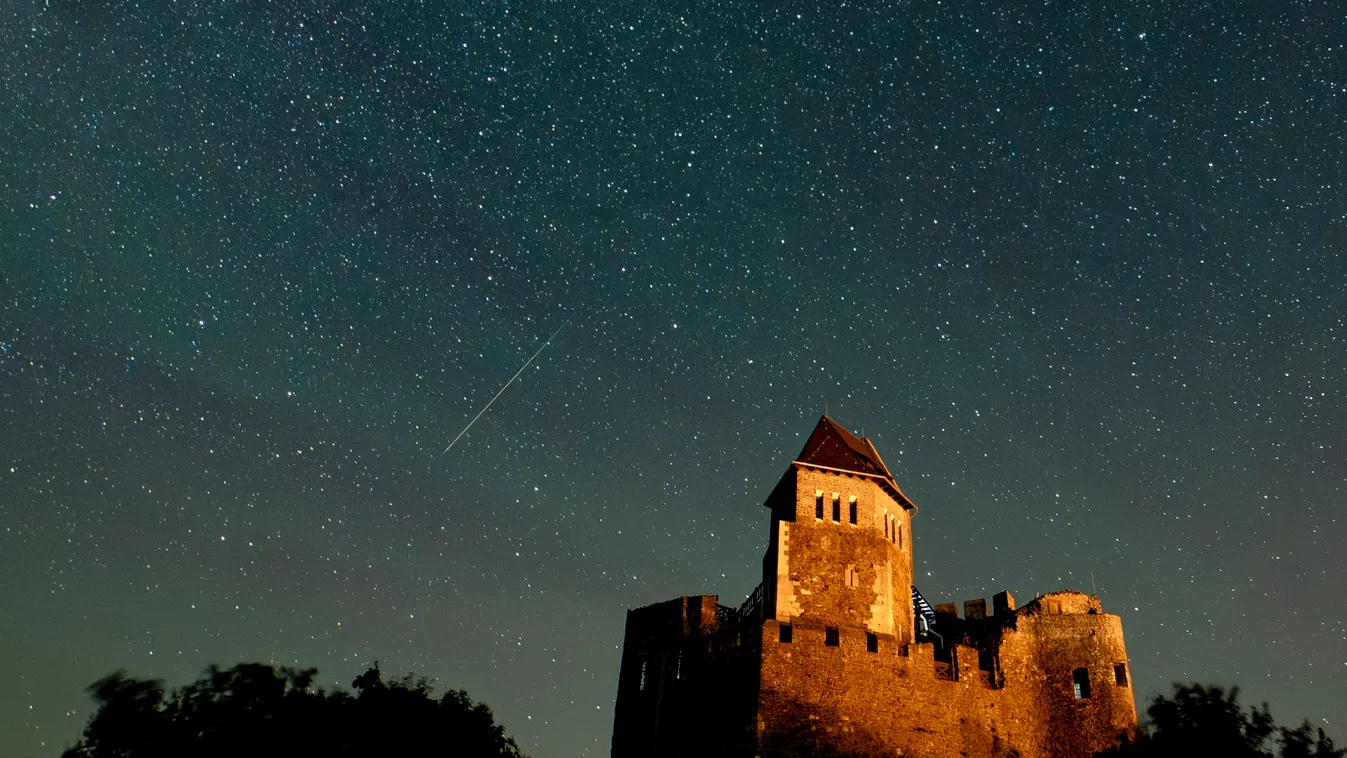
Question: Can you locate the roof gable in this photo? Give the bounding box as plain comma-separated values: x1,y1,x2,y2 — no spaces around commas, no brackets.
795,416,894,480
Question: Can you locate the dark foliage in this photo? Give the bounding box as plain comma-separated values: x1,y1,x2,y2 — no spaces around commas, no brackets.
1098,683,1343,758
61,662,526,758
1279,720,1347,758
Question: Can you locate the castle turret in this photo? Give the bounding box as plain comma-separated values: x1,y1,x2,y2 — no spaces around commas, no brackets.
760,416,917,643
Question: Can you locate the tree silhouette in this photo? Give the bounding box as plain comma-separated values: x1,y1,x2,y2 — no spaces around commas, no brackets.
62,662,526,758
1098,683,1342,758
1279,720,1347,758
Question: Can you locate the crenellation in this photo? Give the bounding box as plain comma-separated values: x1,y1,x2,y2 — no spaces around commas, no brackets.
611,416,1137,758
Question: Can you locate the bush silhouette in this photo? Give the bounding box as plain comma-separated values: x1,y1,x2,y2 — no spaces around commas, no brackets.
62,662,526,758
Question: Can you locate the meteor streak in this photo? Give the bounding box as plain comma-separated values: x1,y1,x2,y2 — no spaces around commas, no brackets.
441,322,568,454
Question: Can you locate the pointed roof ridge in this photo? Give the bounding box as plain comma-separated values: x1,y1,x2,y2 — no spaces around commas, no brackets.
859,435,895,480
796,415,894,481
786,416,917,513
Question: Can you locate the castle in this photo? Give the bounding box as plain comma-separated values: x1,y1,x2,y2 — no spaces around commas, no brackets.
610,416,1137,758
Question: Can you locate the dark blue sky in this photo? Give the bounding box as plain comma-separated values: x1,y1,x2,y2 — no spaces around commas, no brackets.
2,0,1344,755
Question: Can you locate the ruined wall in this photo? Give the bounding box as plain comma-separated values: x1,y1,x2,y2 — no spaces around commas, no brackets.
754,593,1136,758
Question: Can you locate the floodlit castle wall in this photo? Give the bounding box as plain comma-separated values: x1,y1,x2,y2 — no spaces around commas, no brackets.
753,593,1136,758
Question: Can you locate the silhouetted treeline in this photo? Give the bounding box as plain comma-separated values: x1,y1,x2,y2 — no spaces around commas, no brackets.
1098,683,1342,758
62,662,526,758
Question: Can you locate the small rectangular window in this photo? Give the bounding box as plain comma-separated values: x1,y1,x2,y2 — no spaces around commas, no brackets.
897,523,903,548
825,627,840,646
831,495,841,522
815,493,824,519
1114,663,1128,686
779,623,793,643
866,632,879,653
848,499,857,524
1073,667,1091,699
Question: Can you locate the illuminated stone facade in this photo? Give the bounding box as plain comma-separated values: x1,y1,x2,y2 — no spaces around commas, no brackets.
610,416,1137,758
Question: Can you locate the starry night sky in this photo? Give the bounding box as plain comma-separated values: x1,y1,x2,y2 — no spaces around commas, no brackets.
2,0,1344,755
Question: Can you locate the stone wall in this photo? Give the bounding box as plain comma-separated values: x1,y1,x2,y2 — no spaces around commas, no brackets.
1005,594,1137,756
611,596,759,758
611,417,1137,758
754,593,1136,758
766,466,914,643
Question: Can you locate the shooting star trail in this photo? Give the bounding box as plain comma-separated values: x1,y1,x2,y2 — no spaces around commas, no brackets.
441,322,568,455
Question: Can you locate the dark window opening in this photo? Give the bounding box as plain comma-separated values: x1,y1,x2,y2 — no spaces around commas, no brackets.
1073,667,1091,699
978,649,996,671
831,496,841,522
825,626,840,646
897,524,903,548
779,623,793,643
849,500,857,524
933,646,956,681
1114,663,1128,686
978,649,997,688
866,632,879,653
815,494,824,519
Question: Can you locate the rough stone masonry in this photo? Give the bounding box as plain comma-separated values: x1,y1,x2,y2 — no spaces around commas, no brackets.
610,416,1137,758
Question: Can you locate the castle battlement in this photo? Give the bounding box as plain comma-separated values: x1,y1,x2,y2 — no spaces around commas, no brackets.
610,417,1137,758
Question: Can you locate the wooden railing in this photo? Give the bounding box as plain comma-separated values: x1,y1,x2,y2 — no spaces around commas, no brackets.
934,661,954,681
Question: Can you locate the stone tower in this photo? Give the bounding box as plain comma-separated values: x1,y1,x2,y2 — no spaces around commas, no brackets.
759,416,917,644
611,415,1138,758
